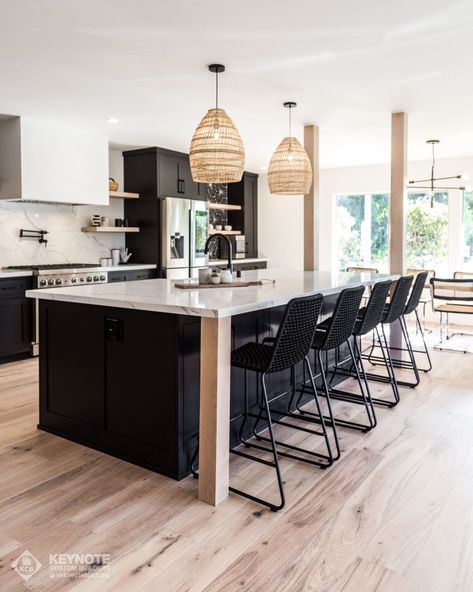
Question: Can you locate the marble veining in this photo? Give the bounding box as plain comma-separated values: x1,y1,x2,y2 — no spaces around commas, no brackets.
27,270,398,319
0,200,125,267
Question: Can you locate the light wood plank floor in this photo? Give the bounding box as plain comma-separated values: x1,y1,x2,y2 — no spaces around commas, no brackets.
1,347,472,591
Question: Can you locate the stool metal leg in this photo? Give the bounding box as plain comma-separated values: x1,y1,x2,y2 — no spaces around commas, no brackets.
230,373,286,512
253,360,337,468
310,340,377,432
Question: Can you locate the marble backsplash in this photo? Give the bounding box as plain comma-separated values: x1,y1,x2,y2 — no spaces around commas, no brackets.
0,200,126,267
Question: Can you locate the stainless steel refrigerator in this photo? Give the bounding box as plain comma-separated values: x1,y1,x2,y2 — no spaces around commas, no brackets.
161,198,209,279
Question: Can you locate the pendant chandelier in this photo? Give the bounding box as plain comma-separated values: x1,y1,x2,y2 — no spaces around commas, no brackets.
408,139,465,207
268,102,312,195
189,64,245,184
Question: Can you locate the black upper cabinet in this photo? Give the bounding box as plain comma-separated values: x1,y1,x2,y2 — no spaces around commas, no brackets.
158,151,201,199
228,172,259,258
123,147,201,200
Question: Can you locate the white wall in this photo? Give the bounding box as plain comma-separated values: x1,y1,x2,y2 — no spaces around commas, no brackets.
0,148,125,267
257,174,304,270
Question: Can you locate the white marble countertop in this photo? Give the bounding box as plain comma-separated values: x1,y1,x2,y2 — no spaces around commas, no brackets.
26,270,397,319
97,264,156,273
0,263,156,279
0,270,34,279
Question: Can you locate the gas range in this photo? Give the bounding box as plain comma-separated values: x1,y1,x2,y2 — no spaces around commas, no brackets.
5,263,108,288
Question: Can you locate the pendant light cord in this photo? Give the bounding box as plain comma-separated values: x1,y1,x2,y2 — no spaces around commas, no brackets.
431,141,435,189
215,70,219,110
288,105,292,137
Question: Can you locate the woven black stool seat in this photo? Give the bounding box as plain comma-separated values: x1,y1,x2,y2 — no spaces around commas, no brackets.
232,342,273,373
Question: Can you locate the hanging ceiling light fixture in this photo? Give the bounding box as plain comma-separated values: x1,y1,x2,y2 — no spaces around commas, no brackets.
189,64,245,184
268,102,312,195
408,139,465,207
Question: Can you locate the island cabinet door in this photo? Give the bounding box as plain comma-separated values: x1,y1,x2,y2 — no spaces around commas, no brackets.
104,309,180,474
39,302,105,438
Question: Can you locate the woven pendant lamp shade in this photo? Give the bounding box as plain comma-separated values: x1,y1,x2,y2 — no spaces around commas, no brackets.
189,108,245,183
268,136,313,195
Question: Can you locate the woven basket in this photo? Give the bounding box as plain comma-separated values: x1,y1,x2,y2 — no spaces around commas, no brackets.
189,108,245,183
109,177,119,192
268,137,312,195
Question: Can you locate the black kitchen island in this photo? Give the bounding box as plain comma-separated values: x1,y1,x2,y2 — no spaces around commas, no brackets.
28,270,395,505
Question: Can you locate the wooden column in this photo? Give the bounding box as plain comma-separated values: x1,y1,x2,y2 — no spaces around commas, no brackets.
304,124,319,271
390,112,408,274
198,316,231,506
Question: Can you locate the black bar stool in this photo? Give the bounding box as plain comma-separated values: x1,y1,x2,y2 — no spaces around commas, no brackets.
297,285,366,434
389,271,432,374
192,293,327,512
363,275,414,399
321,279,393,429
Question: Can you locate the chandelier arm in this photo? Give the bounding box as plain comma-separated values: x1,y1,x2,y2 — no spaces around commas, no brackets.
431,175,463,182
410,175,462,183
408,185,465,190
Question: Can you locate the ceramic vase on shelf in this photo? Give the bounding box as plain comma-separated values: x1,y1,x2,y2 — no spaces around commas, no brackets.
111,249,121,266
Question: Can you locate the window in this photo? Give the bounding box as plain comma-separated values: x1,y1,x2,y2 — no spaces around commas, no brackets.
463,190,473,270
406,192,448,274
334,193,389,272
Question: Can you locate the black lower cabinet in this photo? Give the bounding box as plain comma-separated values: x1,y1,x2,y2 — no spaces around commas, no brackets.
233,261,267,272
39,292,341,480
39,301,199,479
108,268,157,283
0,277,33,360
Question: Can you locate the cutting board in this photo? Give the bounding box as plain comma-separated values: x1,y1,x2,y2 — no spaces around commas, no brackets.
174,281,262,290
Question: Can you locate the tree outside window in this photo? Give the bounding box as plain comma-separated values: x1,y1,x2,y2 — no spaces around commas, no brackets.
335,193,389,272
406,192,448,274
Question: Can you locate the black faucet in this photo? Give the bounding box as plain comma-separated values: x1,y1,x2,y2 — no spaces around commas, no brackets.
204,233,233,273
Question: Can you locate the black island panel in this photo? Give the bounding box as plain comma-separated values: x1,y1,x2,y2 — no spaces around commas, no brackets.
38,293,342,480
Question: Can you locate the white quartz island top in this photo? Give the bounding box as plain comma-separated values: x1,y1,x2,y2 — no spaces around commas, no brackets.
26,270,397,319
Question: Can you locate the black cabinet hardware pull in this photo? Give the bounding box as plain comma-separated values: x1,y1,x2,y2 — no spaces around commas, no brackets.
106,318,123,341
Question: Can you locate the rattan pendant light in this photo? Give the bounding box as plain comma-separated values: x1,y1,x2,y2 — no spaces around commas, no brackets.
189,64,245,183
268,102,312,195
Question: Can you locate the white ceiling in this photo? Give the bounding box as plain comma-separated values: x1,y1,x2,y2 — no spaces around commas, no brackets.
1,0,472,170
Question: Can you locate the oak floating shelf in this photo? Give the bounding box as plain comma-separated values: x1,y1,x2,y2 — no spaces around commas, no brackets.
109,191,140,199
208,229,242,236
81,226,140,233
208,203,241,211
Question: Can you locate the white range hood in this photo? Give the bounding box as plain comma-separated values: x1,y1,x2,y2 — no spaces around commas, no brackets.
0,115,109,205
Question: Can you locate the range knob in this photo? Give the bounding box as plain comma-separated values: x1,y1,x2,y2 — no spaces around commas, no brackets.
47,279,54,286
71,277,77,284
86,276,92,283
93,275,99,282
100,275,106,281
39,279,47,287
55,278,63,285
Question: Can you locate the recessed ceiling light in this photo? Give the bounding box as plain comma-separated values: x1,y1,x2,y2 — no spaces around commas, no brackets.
260,166,267,171
107,118,119,124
